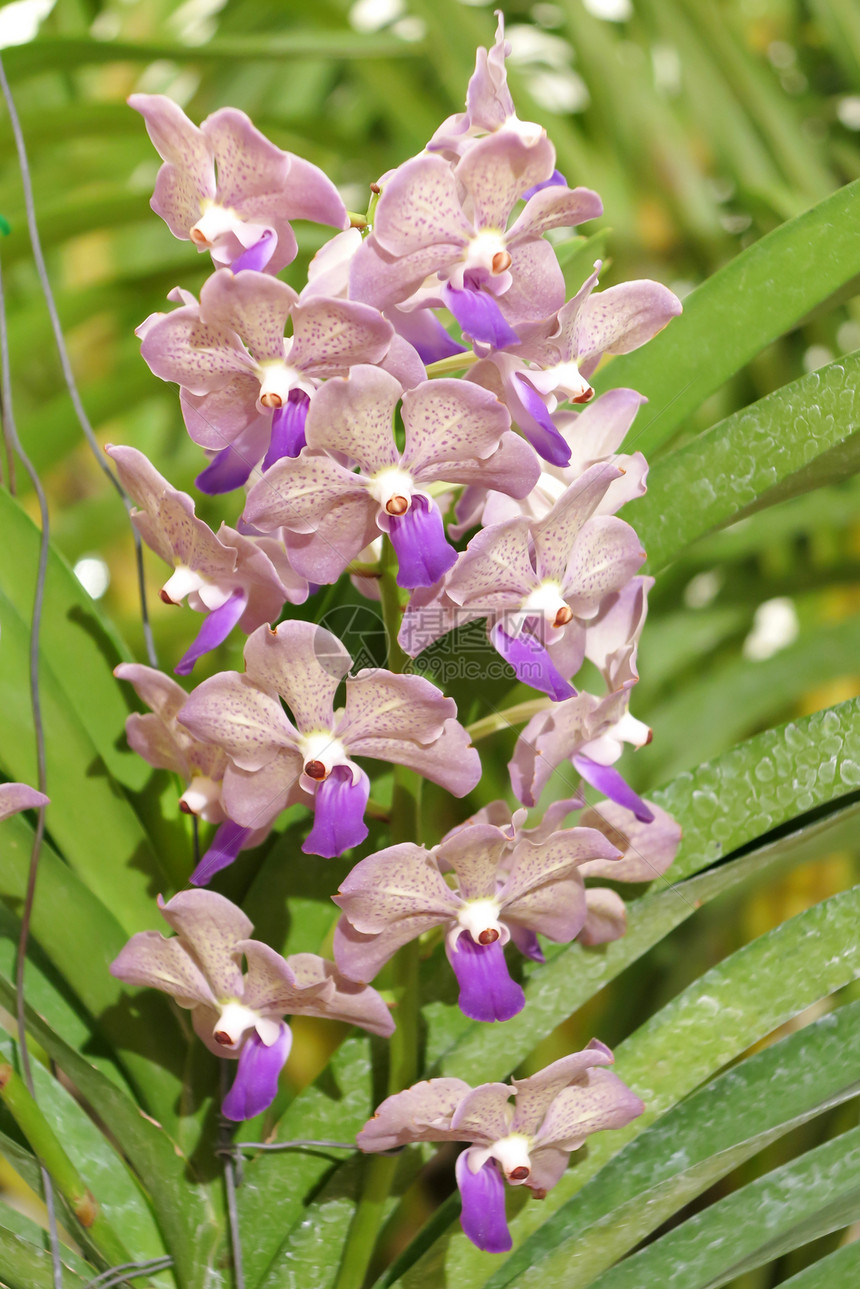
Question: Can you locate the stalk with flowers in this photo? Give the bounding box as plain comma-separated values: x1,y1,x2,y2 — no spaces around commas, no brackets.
3,10,859,1289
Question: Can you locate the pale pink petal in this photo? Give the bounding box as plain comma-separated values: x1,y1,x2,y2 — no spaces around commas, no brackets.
578,888,627,945
450,1083,513,1143
372,154,472,258
339,670,455,747
199,269,297,364
437,824,510,900
110,930,215,1008
358,1078,472,1152
157,889,250,998
533,1067,644,1149
290,298,394,375
456,131,555,232
507,185,603,243
0,783,49,820
574,280,682,369
179,671,299,770
511,1041,614,1136
283,953,394,1036
304,365,401,472
401,378,511,478
243,621,349,732
578,798,681,883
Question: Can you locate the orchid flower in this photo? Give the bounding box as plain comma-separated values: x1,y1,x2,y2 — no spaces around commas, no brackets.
427,12,552,167
333,818,619,1022
448,794,680,946
400,463,645,701
243,364,539,588
130,94,348,274
136,271,396,491
453,386,648,536
106,445,307,674
111,890,393,1120
350,134,602,346
358,1041,643,1252
177,621,481,859
114,663,285,885
469,262,682,464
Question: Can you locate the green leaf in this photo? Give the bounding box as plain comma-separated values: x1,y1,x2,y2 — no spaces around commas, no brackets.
0,489,189,911
597,179,860,453
777,1239,860,1287
2,32,423,79
637,351,860,573
481,998,860,1288
588,1124,860,1289
425,700,860,1077
0,973,221,1289
639,616,860,786
0,1225,89,1289
236,1034,376,1288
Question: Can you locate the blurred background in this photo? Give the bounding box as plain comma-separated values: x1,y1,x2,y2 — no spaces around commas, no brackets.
1,0,859,1281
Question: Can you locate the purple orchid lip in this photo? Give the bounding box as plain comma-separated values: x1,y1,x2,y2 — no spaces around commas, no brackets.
456,1153,512,1254
196,445,256,494
387,494,458,589
572,754,655,823
442,282,520,349
231,229,276,274
513,374,572,466
174,588,248,676
446,932,525,1023
302,764,370,858
221,1023,292,1121
521,168,568,201
490,622,577,702
190,819,253,886
263,390,310,469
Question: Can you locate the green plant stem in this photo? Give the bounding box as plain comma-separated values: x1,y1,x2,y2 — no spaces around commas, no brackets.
466,696,553,741
425,350,479,377
333,540,422,1289
0,1060,132,1269
377,536,409,674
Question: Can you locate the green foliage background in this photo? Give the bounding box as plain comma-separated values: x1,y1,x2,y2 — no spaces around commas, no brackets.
0,1,859,1287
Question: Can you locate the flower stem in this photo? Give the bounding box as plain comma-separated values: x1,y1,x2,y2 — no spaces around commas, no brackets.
333,540,421,1289
467,696,553,741
378,535,409,675
425,350,479,377
0,1060,132,1269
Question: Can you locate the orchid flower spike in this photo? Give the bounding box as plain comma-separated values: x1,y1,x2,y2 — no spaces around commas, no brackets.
177,620,481,859
111,890,393,1121
358,1040,643,1252
333,819,620,1022
130,94,348,274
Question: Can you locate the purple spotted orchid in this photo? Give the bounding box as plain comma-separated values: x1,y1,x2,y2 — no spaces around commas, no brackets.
453,386,648,535
469,261,682,464
107,445,307,674
111,890,393,1121
350,133,602,348
427,13,552,168
114,663,287,885
508,576,653,816
177,620,481,859
0,783,49,819
400,463,645,701
136,270,397,492
333,816,619,1022
451,794,680,946
130,94,348,275
358,1041,643,1252
243,365,539,588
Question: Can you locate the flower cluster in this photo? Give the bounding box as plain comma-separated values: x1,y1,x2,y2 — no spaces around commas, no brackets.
110,13,681,1255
